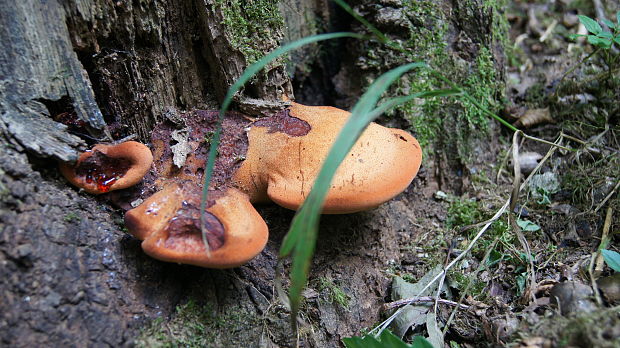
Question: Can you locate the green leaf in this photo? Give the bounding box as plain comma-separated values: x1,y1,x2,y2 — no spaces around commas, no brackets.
343,330,434,348
602,18,616,29
516,219,541,232
516,272,527,296
487,249,503,267
587,35,611,48
602,249,620,272
617,10,620,26
598,31,613,39
199,32,365,251
568,33,587,40
579,15,603,35
614,37,620,45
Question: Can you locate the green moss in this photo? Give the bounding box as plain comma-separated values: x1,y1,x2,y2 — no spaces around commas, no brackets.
360,0,508,162
446,196,514,259
63,212,81,223
317,277,351,310
447,270,487,300
136,299,260,347
214,0,284,65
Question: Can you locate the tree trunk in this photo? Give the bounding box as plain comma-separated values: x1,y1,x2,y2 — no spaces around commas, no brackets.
0,0,505,346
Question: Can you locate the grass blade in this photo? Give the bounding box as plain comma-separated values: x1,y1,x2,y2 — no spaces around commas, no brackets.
334,0,389,44
281,62,442,327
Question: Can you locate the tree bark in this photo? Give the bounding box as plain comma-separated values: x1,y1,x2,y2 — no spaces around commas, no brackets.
0,0,505,346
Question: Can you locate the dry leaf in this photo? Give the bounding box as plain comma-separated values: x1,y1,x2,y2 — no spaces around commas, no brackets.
514,108,553,128
170,128,191,168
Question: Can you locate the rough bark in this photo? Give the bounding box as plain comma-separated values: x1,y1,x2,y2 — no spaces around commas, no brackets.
0,0,504,346
0,0,105,162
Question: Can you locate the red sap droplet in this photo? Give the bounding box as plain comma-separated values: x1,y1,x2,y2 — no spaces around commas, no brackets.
75,151,130,193
94,174,119,193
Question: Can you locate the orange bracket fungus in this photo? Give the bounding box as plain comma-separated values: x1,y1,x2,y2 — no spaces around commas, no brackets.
60,141,153,194
124,183,268,269
122,103,421,268
234,102,422,213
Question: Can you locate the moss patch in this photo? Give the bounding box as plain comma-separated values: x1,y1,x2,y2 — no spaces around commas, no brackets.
214,0,284,66
356,0,508,162
317,277,351,310
136,299,260,347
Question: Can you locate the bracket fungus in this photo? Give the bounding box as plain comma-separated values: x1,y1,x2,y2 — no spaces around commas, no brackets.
60,141,153,194
121,103,422,268
125,183,267,269
234,102,422,213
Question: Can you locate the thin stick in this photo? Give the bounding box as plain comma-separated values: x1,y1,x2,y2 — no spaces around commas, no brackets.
496,143,513,182
383,297,470,311
443,237,500,334
594,180,620,213
540,20,558,43
595,207,615,275
521,133,572,151
589,252,604,306
510,132,537,303
562,134,587,145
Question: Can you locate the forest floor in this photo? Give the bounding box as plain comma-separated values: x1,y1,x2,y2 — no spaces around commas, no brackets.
371,1,620,347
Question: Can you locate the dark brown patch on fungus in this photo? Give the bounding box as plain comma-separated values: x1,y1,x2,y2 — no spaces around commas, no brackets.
125,183,268,269
150,110,250,190
253,108,311,137
74,150,132,193
164,201,225,252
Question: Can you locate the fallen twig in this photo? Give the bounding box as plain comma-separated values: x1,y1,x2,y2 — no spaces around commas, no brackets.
594,180,620,213
383,297,470,311
593,206,614,280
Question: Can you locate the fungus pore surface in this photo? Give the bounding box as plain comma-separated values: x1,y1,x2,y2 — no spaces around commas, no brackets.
60,141,153,194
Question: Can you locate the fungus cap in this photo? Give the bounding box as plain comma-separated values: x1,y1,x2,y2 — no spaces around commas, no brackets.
234,102,422,213
125,184,268,269
60,141,153,194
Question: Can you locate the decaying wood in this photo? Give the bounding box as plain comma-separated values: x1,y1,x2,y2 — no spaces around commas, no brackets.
2,101,85,162
0,0,105,161
196,0,293,115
